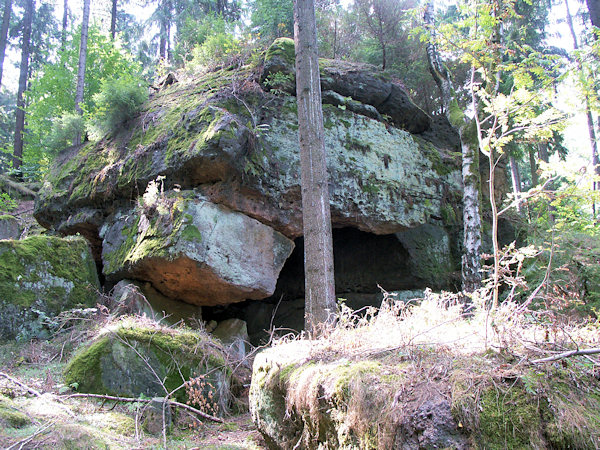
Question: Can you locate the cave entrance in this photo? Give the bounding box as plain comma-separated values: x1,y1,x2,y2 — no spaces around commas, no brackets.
271,227,421,307
204,227,438,344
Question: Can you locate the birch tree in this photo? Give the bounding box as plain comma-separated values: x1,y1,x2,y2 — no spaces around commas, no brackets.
424,0,482,294
294,0,336,335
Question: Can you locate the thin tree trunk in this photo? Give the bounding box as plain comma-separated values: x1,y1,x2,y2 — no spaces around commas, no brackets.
566,0,600,215
12,0,34,171
0,0,12,88
424,1,482,294
74,0,90,145
294,0,336,336
509,154,522,211
110,0,117,40
159,19,166,60
529,147,538,187
61,0,68,51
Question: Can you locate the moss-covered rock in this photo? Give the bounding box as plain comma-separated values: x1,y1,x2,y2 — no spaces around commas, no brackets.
0,395,30,428
100,193,294,306
0,235,99,340
250,341,600,449
64,318,233,410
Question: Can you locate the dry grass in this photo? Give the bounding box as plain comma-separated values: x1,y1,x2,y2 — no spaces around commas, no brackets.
256,289,600,448
273,288,600,364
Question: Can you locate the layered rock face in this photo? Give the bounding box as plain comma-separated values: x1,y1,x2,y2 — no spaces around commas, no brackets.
34,38,462,310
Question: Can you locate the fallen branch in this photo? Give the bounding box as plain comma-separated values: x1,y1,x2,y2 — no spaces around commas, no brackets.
532,348,600,364
6,421,54,450
0,372,42,397
63,393,224,423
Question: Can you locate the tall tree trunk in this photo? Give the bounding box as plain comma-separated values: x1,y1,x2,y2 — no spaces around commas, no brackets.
529,147,538,188
509,154,522,211
294,0,336,336
74,0,90,145
159,18,167,60
110,0,117,40
12,0,34,171
586,0,600,29
61,0,68,51
0,0,12,88
424,1,482,294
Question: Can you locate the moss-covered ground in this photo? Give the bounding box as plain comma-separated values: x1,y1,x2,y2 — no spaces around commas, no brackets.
0,313,265,449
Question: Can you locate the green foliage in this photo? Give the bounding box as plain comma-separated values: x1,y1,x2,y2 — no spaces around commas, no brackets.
0,194,17,213
47,112,85,153
524,177,600,312
90,75,148,138
250,0,294,41
24,26,144,179
188,32,241,71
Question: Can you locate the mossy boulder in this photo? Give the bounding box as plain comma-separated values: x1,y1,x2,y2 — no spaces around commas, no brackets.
250,342,600,449
0,235,100,340
64,318,234,410
100,193,294,306
0,395,30,428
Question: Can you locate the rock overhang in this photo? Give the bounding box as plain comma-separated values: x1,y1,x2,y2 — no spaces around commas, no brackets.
34,46,463,307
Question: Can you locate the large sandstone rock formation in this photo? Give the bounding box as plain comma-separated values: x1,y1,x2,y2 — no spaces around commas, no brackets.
34,38,463,311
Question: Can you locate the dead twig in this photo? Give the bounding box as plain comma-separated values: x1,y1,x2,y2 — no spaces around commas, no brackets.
6,421,54,450
531,348,600,364
63,393,224,423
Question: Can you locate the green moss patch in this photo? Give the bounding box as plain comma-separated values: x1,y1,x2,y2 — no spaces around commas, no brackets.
0,235,99,341
64,318,232,407
0,396,30,428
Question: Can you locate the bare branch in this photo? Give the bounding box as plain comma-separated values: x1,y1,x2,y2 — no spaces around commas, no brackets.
0,372,42,397
532,348,600,363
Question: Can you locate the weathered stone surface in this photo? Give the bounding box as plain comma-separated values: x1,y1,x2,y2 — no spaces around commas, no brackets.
100,194,295,306
34,49,463,309
261,37,431,133
395,224,456,289
0,235,99,340
212,318,250,362
110,279,203,325
0,215,20,240
64,319,233,410
250,343,469,449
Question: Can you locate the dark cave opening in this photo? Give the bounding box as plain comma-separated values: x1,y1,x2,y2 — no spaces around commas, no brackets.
203,227,434,344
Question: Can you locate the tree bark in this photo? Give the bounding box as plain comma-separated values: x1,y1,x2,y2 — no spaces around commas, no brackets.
74,0,90,145
566,0,600,215
110,0,117,40
0,0,12,88
12,0,34,171
424,0,482,293
509,154,522,211
528,147,538,187
294,0,336,335
586,0,600,30
61,0,68,51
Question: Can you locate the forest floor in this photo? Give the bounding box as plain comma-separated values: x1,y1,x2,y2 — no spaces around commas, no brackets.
0,336,267,449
